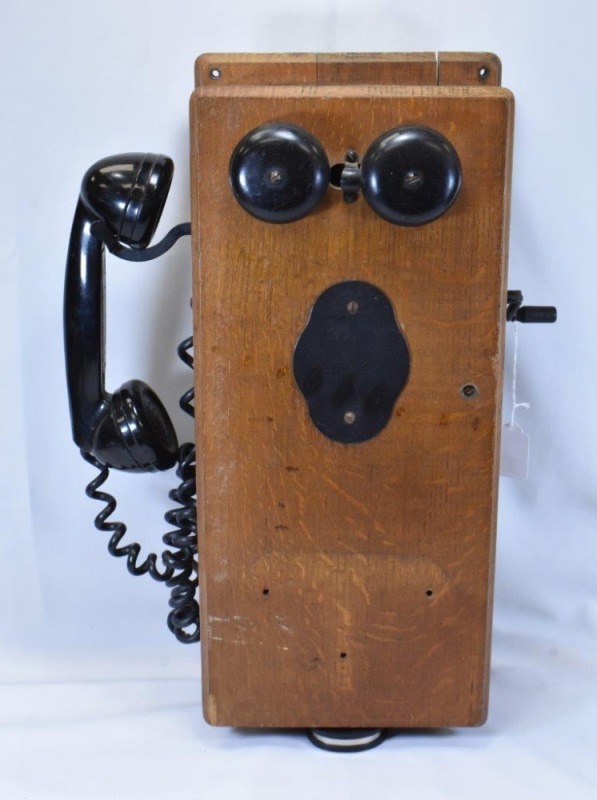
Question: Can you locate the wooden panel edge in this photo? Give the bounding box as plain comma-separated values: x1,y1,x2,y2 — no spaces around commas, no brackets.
195,53,317,87
480,87,515,720
196,52,439,87
315,52,437,85
196,52,506,88
190,84,514,102
189,91,210,723
438,52,502,86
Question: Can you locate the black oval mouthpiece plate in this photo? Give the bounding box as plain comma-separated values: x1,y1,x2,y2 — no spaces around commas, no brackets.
293,281,410,444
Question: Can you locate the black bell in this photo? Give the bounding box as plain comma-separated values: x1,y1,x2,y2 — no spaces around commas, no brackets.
229,122,330,223
361,126,462,226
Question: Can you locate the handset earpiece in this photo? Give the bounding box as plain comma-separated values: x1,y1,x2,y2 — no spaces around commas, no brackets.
64,152,181,472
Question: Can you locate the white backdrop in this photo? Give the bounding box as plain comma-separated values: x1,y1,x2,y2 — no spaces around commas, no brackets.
1,1,596,797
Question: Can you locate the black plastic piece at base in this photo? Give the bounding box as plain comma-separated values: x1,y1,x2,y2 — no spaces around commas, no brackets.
307,728,387,752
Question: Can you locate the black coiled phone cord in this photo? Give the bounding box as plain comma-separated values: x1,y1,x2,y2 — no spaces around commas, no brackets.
82,336,199,644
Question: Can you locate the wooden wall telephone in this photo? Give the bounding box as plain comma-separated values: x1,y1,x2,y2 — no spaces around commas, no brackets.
64,52,556,751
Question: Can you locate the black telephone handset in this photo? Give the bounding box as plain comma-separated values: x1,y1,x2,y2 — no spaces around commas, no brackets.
64,153,199,642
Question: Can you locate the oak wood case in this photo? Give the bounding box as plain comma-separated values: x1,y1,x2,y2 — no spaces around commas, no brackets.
190,53,513,728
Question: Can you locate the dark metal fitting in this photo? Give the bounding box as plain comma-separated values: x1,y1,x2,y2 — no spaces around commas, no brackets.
340,150,362,203
507,290,557,323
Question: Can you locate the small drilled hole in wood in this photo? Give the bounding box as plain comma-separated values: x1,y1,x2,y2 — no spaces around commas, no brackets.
330,163,344,189
478,66,490,80
426,589,434,598
339,652,348,660
262,588,270,596
209,67,222,80
461,383,479,400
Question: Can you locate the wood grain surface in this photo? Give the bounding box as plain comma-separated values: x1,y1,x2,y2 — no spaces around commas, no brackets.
190,54,514,729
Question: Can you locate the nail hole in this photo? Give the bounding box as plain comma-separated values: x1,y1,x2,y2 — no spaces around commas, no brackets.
339,652,348,660
478,66,490,80
426,589,434,598
262,588,270,596
346,301,359,315
461,383,479,400
343,411,356,425
209,67,222,80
